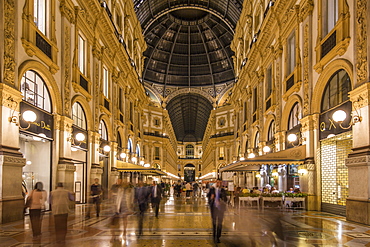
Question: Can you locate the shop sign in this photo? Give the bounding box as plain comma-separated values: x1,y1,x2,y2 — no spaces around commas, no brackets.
20,102,53,139
319,101,352,140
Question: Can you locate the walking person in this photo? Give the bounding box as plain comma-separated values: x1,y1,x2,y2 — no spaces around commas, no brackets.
135,181,150,236
111,181,133,238
25,182,47,239
150,181,162,218
207,179,228,243
50,183,74,243
86,178,102,218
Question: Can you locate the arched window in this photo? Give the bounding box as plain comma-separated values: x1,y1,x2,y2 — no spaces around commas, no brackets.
128,138,133,153
21,70,51,112
136,144,140,157
186,144,194,158
288,103,300,130
254,132,260,149
117,133,122,148
321,69,351,112
72,102,86,129
99,120,108,141
268,121,275,141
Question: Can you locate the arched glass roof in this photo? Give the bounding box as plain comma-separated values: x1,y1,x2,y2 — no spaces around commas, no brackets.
134,0,243,142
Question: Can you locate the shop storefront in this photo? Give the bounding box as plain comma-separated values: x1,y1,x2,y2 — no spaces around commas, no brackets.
71,103,88,204
318,69,352,216
220,145,306,191
19,70,53,210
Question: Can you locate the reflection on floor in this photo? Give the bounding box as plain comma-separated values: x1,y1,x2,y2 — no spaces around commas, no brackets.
2,195,370,246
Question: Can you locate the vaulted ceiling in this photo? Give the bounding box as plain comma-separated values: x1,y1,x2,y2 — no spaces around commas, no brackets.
134,0,243,142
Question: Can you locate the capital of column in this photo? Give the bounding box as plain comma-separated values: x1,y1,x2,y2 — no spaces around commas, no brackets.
300,114,320,132
89,131,101,144
57,115,74,132
0,84,22,110
349,82,370,108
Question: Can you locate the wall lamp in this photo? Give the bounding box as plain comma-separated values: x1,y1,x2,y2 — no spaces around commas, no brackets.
248,153,256,158
103,145,111,153
256,173,261,178
67,132,85,146
262,146,271,154
9,110,37,130
287,133,306,147
332,109,362,129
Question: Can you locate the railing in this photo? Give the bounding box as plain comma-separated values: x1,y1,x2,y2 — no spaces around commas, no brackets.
144,132,169,138
36,32,52,59
321,31,336,59
80,74,89,92
286,74,295,91
210,132,234,139
104,98,110,111
266,98,271,110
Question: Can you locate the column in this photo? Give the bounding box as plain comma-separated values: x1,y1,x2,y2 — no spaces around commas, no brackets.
0,86,26,223
346,83,370,224
57,116,76,191
300,114,319,210
110,142,119,188
89,131,103,184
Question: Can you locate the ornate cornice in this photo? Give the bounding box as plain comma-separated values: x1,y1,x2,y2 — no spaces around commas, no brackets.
59,0,75,23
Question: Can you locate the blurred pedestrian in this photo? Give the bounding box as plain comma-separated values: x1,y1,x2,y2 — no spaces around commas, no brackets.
50,183,74,243
26,182,47,238
86,178,102,218
135,181,150,236
150,181,162,218
111,181,133,237
207,179,227,243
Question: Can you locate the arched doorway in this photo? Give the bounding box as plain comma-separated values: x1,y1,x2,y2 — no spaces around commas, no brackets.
184,164,195,182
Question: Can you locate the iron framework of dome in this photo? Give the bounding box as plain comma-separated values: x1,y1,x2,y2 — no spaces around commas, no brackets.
134,0,243,142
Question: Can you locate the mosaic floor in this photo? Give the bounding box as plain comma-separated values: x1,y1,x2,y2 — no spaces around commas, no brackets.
2,195,370,246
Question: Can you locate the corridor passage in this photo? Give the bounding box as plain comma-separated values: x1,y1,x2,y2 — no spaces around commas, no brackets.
2,195,370,246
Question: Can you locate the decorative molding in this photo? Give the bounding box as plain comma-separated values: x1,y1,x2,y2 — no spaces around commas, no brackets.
0,156,26,166
303,24,310,116
3,0,16,85
349,82,370,108
355,0,368,83
59,0,75,24
64,25,71,116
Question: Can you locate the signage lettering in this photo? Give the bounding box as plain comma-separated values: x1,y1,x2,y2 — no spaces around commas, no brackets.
31,121,51,131
320,119,337,132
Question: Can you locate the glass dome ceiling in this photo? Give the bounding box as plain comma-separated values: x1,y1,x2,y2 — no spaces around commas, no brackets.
134,0,243,142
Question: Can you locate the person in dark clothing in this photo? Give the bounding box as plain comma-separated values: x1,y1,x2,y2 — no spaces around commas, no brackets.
86,178,102,218
150,181,162,218
207,179,228,243
135,181,150,236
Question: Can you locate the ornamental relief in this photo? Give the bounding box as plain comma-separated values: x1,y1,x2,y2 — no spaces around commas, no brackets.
356,0,368,83
303,24,310,116
64,25,71,116
4,0,16,85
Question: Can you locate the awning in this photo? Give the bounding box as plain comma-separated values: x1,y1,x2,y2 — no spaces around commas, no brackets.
220,145,306,172
116,161,166,176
